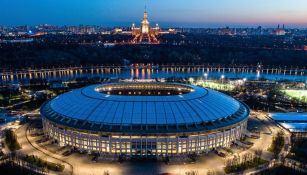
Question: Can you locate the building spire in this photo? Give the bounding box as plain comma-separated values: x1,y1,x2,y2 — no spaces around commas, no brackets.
141,5,149,34
143,5,148,20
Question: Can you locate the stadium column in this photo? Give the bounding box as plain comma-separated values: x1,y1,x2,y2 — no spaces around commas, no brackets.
140,137,143,158
64,130,67,146
156,137,158,159
214,134,217,148
187,137,190,154
166,137,169,157
99,137,102,154
120,137,122,155
176,137,179,155
222,129,225,147
109,136,112,155
145,137,148,158
130,136,132,158
205,136,208,153
197,135,200,154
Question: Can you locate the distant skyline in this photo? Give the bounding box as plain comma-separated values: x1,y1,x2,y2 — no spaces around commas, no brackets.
1,0,307,28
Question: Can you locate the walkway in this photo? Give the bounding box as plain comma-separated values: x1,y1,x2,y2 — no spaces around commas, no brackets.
16,123,73,175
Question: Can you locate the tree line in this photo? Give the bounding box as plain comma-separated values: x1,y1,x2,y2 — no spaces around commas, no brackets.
0,38,306,69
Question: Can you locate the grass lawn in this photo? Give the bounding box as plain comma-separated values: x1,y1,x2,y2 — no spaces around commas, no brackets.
281,89,307,103
224,157,268,174
23,155,65,172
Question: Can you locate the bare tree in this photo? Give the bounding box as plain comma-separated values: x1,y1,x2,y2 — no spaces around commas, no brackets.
255,149,263,158
242,153,248,164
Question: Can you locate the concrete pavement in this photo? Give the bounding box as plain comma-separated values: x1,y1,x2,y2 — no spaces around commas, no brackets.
10,110,284,175
15,123,73,175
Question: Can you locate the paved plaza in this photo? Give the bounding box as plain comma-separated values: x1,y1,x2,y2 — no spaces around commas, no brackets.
8,110,286,175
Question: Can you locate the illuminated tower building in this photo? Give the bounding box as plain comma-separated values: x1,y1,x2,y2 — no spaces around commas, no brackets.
131,7,160,44
141,9,149,34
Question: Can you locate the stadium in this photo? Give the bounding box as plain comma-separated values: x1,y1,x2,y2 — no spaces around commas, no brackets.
40,82,249,159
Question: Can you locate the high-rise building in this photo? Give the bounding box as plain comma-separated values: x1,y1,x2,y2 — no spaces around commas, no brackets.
273,24,286,36
141,9,149,34
131,8,160,44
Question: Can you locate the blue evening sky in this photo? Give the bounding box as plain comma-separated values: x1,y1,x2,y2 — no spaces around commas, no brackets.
1,0,306,27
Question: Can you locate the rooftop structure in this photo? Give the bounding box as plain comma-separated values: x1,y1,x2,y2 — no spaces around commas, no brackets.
270,113,307,122
41,82,249,158
271,113,307,141
280,123,307,133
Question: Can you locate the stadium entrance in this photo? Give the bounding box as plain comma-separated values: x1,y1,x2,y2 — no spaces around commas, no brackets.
131,141,157,158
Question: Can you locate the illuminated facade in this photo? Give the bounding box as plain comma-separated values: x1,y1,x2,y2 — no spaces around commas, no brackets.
41,83,249,159
131,9,160,44
141,10,149,34
273,24,286,36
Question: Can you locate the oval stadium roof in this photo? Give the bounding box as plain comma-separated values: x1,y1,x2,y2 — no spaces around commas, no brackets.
41,83,249,134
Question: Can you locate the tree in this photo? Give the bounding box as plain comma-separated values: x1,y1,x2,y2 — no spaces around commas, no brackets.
255,149,263,157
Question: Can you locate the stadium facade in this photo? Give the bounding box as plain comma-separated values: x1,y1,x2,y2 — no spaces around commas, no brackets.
40,83,249,158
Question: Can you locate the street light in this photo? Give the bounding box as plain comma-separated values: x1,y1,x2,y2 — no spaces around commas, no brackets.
189,77,194,84
221,75,225,84
204,73,208,82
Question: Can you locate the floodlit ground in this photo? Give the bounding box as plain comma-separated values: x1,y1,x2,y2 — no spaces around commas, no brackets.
195,81,235,91
281,89,307,103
